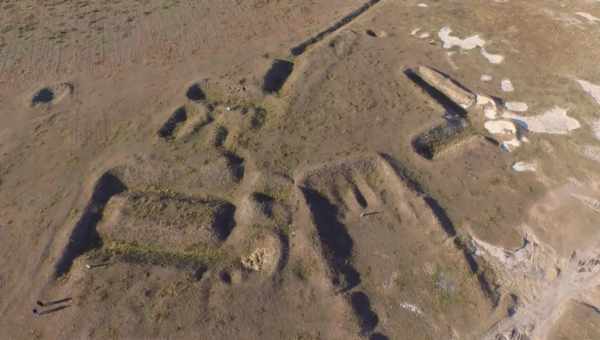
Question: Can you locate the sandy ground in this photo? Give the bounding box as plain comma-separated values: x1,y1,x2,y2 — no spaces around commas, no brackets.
1,0,600,339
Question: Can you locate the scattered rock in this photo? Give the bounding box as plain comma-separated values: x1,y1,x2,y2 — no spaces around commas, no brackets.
484,120,517,135
505,101,529,112
501,79,514,92
481,74,493,82
241,247,274,272
512,161,537,172
577,79,600,106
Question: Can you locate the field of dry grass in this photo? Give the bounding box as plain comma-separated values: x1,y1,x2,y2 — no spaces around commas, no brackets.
1,1,600,339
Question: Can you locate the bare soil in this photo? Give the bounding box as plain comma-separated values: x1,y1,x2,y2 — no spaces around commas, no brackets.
1,1,600,339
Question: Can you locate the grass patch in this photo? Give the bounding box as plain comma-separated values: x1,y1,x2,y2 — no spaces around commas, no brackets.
249,222,292,239
214,125,228,147
250,107,267,129
105,241,226,268
413,119,476,160
262,185,292,202
431,265,460,308
291,259,316,281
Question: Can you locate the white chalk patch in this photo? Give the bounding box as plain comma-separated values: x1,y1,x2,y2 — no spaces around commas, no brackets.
571,193,600,213
504,106,581,135
544,9,585,28
580,144,600,162
411,28,421,36
577,79,600,106
400,302,424,315
592,119,600,141
438,27,505,65
575,12,600,23
505,101,529,112
485,107,498,119
481,74,493,82
417,3,429,7
501,79,514,92
419,32,431,39
501,138,522,152
477,94,500,119
485,120,517,135
438,27,485,50
481,47,505,64
476,94,494,106
513,161,537,172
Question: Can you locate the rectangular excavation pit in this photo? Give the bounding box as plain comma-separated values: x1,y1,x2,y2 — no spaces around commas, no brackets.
158,106,187,139
263,59,295,93
412,118,476,159
290,0,382,56
297,155,497,337
404,68,468,117
97,192,236,251
158,103,211,140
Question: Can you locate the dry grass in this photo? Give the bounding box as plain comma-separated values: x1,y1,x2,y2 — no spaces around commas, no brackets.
103,240,227,268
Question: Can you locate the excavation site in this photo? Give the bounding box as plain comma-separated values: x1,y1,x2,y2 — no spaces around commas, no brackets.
1,1,599,339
